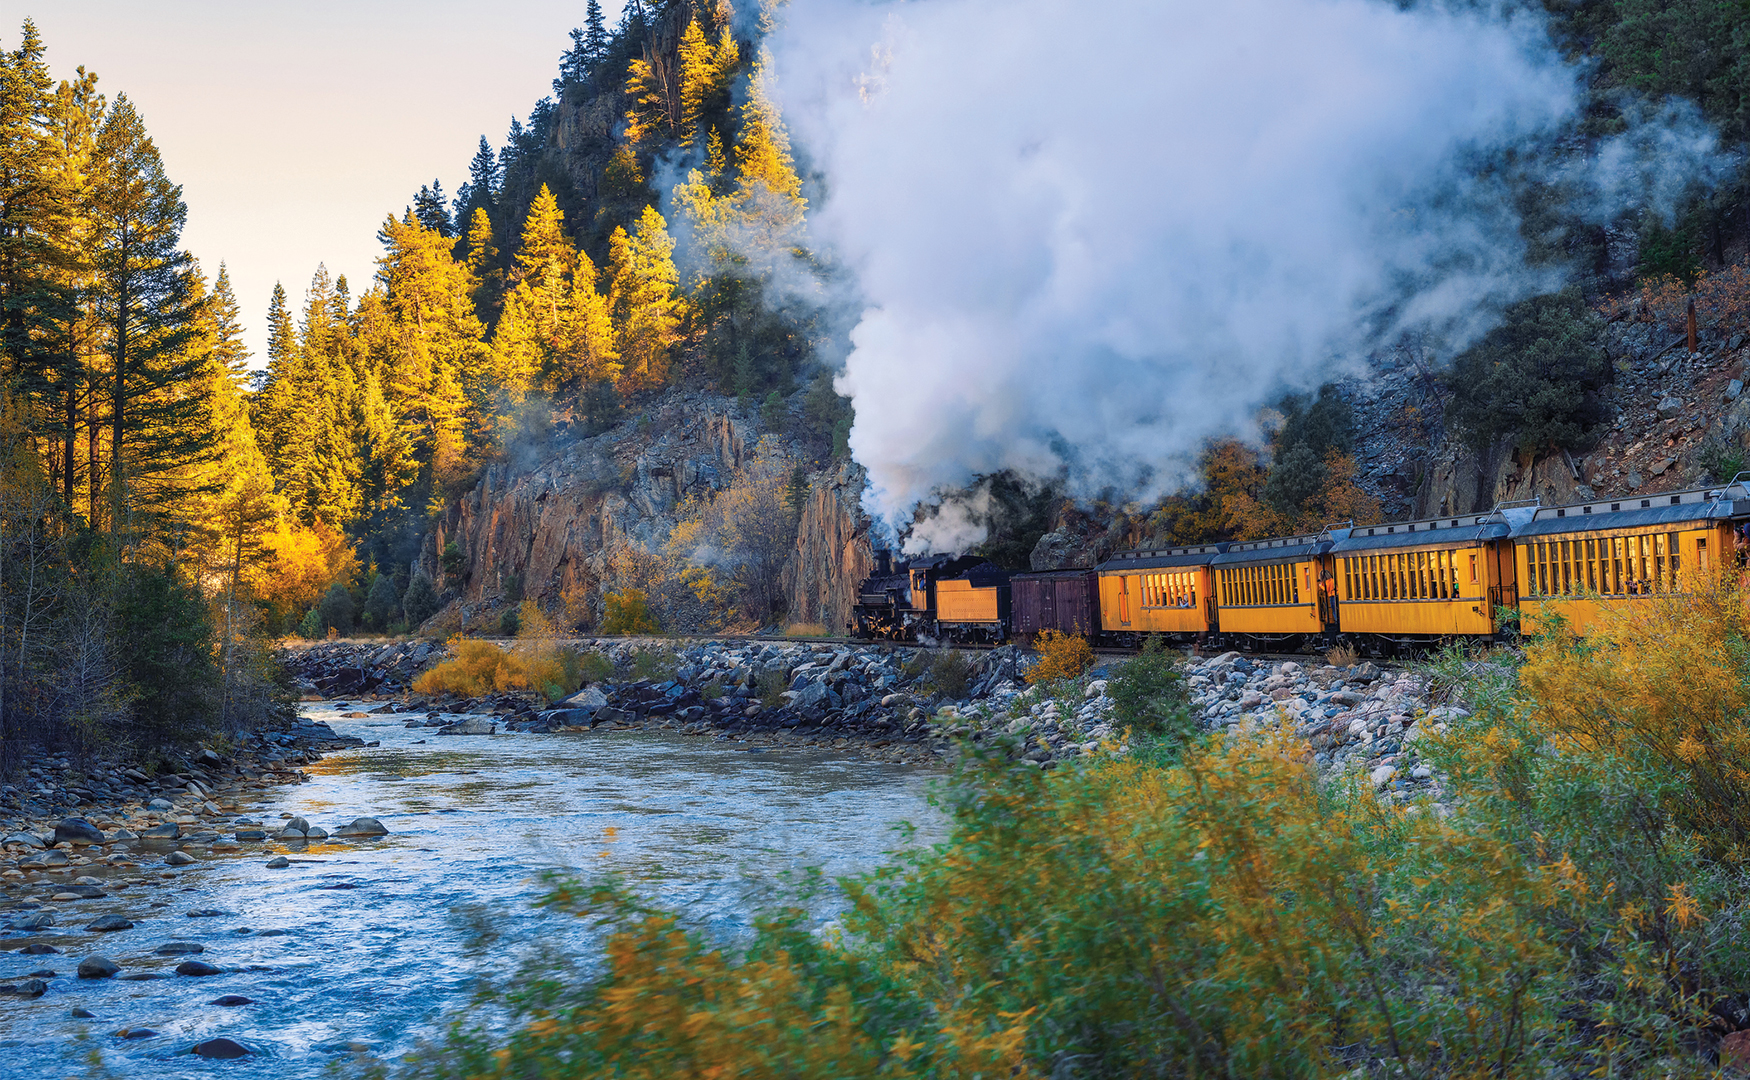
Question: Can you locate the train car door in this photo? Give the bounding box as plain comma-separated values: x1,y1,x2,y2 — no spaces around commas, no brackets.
1118,574,1131,626
1487,539,1518,617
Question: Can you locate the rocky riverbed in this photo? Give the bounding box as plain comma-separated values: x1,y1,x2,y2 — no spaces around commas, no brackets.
285,638,1469,789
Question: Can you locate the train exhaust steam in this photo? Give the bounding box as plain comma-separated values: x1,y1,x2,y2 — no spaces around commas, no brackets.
767,0,1732,552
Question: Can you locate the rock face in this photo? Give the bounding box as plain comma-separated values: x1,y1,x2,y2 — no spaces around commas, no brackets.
781,459,875,634
417,393,758,626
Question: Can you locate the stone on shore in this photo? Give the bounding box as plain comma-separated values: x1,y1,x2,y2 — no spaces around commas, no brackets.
436,716,496,736
165,851,196,866
53,817,105,845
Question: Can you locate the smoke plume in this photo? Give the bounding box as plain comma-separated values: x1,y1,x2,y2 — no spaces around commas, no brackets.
766,0,1728,551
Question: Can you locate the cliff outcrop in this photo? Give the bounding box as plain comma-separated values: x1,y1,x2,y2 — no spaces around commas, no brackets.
781,459,875,634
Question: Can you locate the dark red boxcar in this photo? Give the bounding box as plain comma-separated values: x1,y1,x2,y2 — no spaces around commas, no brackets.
1010,569,1098,637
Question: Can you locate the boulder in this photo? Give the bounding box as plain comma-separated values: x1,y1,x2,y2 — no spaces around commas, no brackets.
139,823,180,839
165,851,196,866
286,817,310,833
86,915,133,932
265,856,289,869
53,818,105,845
191,1038,250,1059
332,817,388,838
155,942,204,955
14,912,54,930
175,959,223,976
3,831,45,849
559,686,609,713
435,717,496,736
1656,394,1685,420
77,955,120,979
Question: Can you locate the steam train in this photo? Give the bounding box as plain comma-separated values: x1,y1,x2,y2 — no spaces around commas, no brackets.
851,481,1750,654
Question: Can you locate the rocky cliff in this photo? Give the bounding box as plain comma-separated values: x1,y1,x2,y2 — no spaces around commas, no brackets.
419,390,875,634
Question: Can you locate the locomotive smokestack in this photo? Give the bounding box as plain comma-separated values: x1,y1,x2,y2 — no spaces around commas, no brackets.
875,549,892,576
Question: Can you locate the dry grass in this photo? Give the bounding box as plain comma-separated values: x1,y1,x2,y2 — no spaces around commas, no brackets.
785,622,830,638
1325,643,1359,668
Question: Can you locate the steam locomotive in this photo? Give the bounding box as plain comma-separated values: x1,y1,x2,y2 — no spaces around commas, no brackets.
851,481,1750,654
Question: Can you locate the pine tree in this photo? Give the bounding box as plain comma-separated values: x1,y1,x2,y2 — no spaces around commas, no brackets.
209,264,249,379
734,52,806,234
89,95,214,537
413,180,453,237
607,205,682,393
463,205,502,319
492,185,576,398
584,0,610,67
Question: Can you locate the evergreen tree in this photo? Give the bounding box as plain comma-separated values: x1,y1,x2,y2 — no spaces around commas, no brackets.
583,0,610,68
209,263,249,379
607,205,682,393
89,95,215,537
734,52,806,235
463,205,502,320
413,179,453,237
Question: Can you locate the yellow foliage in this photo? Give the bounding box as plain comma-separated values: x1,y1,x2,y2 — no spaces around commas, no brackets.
1516,568,1750,854
601,588,659,635
1026,629,1093,684
411,607,583,703
252,517,358,630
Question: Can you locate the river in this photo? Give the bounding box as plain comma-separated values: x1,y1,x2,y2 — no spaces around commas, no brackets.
0,705,945,1076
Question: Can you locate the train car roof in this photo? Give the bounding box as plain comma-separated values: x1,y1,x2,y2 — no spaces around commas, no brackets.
1211,532,1342,566
1010,567,1098,581
1095,543,1229,572
944,561,1011,584
1332,513,1514,554
1515,485,1750,537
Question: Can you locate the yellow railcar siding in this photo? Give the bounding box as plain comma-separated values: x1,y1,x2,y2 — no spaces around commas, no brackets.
1215,560,1322,634
1097,569,1217,633
934,580,1003,624
1517,525,1726,635
1334,546,1496,635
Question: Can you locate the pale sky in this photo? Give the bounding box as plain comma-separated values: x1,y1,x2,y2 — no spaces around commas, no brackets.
13,1,625,365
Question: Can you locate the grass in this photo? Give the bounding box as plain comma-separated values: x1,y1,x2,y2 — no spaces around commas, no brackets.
785,622,830,637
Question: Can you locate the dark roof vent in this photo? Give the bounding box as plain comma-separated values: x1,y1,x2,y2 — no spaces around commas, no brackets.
1387,526,1395,533
1671,495,1682,504
1611,503,1621,511
1582,506,1592,514
1557,508,1566,517
1641,499,1651,508
1367,528,1375,535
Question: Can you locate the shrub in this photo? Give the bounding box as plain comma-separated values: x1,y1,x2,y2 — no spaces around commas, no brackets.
411,605,585,704
630,647,678,682
115,562,219,747
297,608,322,640
576,651,614,685
499,606,520,637
1025,629,1093,684
924,648,973,699
441,540,465,577
601,588,659,635
1105,635,1193,743
755,666,789,708
316,581,354,635
402,572,440,628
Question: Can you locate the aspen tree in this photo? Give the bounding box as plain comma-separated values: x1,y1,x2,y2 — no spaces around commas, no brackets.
607,205,683,393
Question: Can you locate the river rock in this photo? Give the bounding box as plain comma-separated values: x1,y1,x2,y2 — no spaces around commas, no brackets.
15,912,54,930
265,856,289,869
165,851,196,866
86,915,133,931
436,717,496,735
192,1037,250,1059
116,1027,158,1039
286,816,310,833
70,1007,94,1017
212,994,253,1006
77,955,120,979
272,827,307,840
155,942,204,955
140,823,180,839
4,831,45,848
2,979,47,997
175,959,223,977
235,829,267,840
303,826,329,840
332,817,388,838
53,817,105,845
146,798,174,811
19,943,59,954
61,884,106,899
559,685,609,713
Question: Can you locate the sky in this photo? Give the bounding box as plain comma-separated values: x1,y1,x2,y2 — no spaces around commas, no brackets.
12,1,623,365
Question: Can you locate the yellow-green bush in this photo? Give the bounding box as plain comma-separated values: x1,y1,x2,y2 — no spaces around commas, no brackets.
601,588,659,635
1024,628,1092,684
410,603,586,704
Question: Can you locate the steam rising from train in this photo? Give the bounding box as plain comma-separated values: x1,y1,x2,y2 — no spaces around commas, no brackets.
767,0,1729,553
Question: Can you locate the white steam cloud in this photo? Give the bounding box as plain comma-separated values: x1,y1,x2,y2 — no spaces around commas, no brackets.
766,0,1727,553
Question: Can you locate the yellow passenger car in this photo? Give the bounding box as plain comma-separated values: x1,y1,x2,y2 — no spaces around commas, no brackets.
1514,488,1745,636
1211,532,1341,641
1096,545,1226,638
1330,511,1527,641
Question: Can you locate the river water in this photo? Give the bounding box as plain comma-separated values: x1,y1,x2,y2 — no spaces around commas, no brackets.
0,705,945,1076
